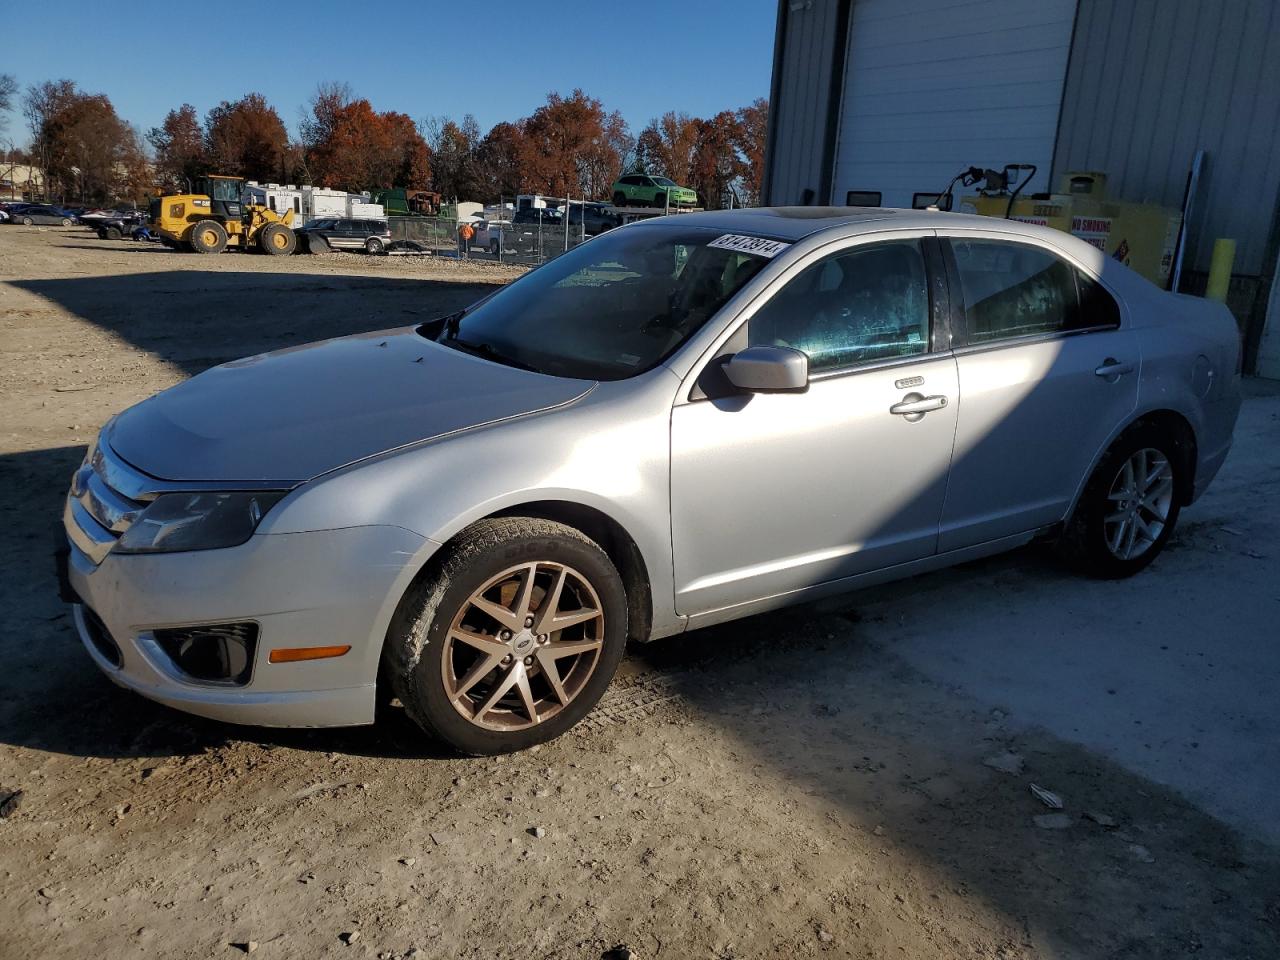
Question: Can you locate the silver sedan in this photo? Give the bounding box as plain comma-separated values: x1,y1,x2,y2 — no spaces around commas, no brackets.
62,208,1242,754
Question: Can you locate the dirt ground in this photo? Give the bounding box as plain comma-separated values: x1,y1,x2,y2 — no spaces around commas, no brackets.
2,226,1278,960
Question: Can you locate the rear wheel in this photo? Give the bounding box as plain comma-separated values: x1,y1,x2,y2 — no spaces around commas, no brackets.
21,216,33,225
103,225,122,241
1058,422,1187,578
189,219,227,254
365,236,385,255
258,222,296,256
385,518,628,755
612,191,626,206
60,217,72,226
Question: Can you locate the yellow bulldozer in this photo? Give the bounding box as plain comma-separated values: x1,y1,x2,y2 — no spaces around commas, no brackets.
153,175,296,255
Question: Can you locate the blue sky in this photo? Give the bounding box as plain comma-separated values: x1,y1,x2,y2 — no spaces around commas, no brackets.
0,0,775,147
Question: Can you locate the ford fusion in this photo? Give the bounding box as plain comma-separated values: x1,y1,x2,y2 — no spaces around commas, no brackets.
61,208,1242,754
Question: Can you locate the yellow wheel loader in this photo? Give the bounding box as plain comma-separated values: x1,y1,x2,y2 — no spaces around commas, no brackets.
155,175,297,255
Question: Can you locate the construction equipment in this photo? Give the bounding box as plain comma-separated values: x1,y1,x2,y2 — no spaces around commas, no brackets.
154,175,297,255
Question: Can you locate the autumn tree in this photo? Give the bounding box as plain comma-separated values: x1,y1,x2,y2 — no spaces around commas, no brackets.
205,93,288,181
475,121,525,199
23,80,142,202
734,98,768,205
148,103,207,190
690,110,744,209
645,111,700,185
520,90,630,199
302,83,431,191
427,115,485,200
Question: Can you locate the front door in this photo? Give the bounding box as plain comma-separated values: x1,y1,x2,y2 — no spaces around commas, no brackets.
670,236,960,616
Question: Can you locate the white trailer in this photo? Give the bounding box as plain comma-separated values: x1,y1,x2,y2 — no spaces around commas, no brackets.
244,182,305,228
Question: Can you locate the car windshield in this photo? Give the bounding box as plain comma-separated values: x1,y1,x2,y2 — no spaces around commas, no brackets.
431,224,776,380
653,177,676,186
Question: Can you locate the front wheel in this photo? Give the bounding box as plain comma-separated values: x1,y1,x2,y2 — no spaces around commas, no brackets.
652,192,667,209
1058,423,1187,578
21,216,33,225
189,219,228,254
385,518,628,755
259,222,296,256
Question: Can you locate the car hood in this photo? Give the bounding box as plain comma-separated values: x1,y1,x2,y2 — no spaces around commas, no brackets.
106,329,594,484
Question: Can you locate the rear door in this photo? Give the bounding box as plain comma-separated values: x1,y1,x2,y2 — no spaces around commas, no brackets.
937,234,1137,550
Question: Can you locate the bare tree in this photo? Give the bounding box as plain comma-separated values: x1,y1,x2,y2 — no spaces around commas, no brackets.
0,74,17,144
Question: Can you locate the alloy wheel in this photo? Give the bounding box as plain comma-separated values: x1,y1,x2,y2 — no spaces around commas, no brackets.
442,561,605,731
1103,447,1174,560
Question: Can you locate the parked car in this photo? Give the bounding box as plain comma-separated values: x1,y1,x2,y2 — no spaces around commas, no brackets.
611,173,698,208
0,208,7,222
60,208,1241,755
567,202,620,236
9,203,75,225
511,207,563,225
295,217,390,254
473,219,511,255
10,204,75,226
95,212,146,240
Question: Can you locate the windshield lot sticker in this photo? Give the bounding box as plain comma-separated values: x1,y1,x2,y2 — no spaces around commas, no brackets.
706,234,790,258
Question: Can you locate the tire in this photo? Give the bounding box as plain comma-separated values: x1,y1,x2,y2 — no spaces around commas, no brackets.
189,219,227,254
489,239,499,255
1057,421,1189,579
104,226,122,241
385,517,628,755
61,218,72,226
612,191,626,207
258,222,296,256
21,217,33,225
652,192,667,209
365,236,385,255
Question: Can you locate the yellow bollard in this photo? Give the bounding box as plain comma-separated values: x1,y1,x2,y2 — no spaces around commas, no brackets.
1205,239,1236,303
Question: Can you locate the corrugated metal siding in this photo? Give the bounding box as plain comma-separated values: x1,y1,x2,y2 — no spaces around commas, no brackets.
1055,0,1280,274
831,0,1076,209
762,0,844,206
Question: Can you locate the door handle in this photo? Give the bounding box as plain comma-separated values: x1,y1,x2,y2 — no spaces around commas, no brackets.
890,392,948,422
1094,358,1135,378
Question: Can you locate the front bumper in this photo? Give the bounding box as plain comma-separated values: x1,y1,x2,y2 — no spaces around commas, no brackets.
65,524,430,728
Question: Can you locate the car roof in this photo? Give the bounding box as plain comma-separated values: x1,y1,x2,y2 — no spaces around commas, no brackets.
644,206,1085,247
649,205,1155,299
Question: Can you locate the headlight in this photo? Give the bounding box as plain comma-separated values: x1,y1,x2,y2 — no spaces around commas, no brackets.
115,491,286,554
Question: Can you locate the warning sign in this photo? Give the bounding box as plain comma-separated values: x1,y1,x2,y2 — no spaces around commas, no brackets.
1071,216,1112,251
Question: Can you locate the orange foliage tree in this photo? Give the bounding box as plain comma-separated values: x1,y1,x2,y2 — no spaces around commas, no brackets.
205,93,288,181
302,83,431,191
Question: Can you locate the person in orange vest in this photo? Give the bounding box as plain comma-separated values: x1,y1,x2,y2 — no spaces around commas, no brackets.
458,220,475,256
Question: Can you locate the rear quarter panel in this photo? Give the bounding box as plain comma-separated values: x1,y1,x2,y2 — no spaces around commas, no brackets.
1124,290,1242,501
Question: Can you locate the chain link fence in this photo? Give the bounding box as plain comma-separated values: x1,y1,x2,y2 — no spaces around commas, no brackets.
385,214,593,265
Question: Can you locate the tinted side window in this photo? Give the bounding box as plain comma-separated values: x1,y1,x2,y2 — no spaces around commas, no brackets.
747,240,930,373
951,240,1102,343
1075,268,1121,329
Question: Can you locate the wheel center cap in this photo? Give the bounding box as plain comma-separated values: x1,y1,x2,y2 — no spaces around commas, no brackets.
511,630,535,652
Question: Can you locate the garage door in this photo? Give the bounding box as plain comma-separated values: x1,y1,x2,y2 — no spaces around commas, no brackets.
831,0,1077,210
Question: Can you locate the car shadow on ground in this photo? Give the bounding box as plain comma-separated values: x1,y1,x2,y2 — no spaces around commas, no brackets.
11,269,505,379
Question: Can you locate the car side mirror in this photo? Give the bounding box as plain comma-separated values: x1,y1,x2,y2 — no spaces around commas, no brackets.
724,345,809,393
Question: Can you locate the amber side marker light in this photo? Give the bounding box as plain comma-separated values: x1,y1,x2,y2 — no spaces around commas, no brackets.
268,645,351,664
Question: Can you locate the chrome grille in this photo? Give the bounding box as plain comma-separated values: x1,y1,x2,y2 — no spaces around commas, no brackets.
64,442,150,565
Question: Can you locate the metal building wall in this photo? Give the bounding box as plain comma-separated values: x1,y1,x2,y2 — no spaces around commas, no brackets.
1053,0,1280,275
761,0,847,206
